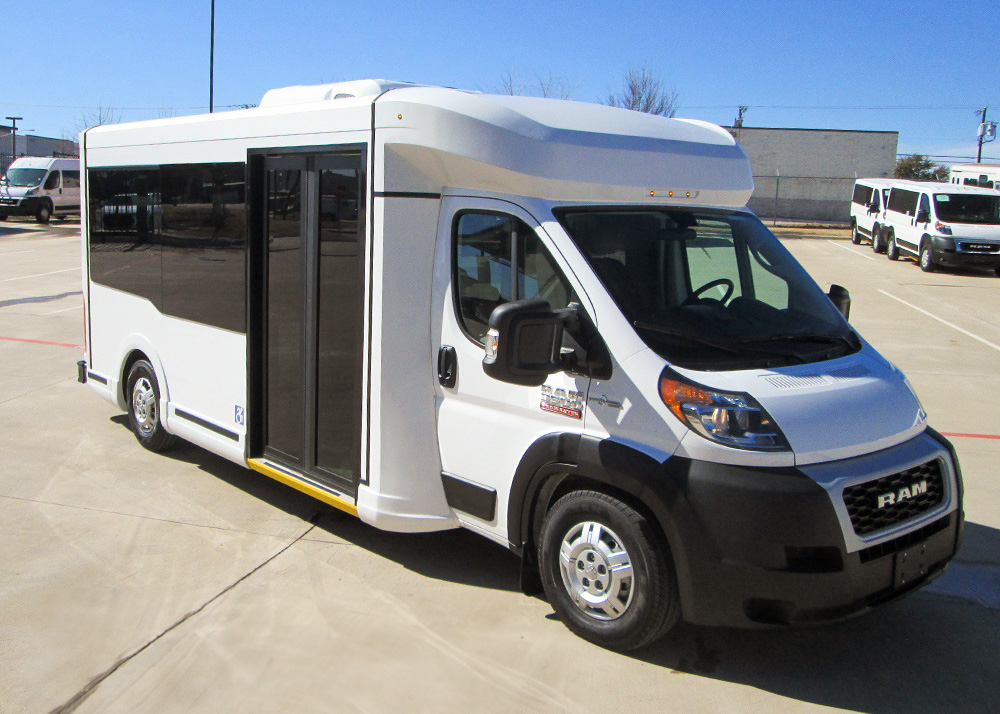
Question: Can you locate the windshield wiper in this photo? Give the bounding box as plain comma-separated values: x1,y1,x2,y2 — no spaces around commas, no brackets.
633,320,739,354
739,332,855,349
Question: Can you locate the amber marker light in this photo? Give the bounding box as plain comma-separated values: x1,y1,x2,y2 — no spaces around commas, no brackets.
650,190,656,196
398,114,403,120
658,375,713,424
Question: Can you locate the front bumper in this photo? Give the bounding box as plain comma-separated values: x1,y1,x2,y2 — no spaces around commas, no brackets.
665,429,963,627
931,236,1000,269
0,196,41,216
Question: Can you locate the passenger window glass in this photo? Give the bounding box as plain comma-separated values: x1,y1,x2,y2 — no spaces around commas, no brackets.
454,212,572,344
62,170,80,189
918,194,931,218
43,171,59,190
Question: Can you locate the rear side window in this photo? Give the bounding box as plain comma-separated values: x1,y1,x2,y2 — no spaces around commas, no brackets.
888,189,918,216
62,170,80,189
852,184,873,205
453,212,573,345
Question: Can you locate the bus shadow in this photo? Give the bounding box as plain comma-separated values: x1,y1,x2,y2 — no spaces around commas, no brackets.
111,418,522,593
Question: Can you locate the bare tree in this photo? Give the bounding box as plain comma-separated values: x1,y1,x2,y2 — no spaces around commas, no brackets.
606,67,678,117
494,69,575,99
62,105,124,140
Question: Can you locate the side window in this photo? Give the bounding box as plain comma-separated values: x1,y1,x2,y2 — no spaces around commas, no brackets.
43,171,60,190
454,212,573,345
918,193,931,219
62,170,81,189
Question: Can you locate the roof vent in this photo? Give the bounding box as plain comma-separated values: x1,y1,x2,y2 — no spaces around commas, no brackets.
259,79,419,108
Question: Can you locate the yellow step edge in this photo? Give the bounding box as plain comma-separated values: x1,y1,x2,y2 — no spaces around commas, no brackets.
247,458,359,518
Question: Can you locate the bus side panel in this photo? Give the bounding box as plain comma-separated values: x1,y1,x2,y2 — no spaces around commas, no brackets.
356,195,457,532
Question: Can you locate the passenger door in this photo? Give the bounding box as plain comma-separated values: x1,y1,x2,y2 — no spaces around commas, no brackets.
434,198,591,537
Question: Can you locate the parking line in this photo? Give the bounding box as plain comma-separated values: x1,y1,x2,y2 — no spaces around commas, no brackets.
41,305,83,315
0,268,78,283
0,335,83,349
827,240,876,261
0,250,34,256
940,432,1000,441
878,290,1000,353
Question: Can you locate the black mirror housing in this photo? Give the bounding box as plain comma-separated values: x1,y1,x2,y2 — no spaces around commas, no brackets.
828,284,851,320
916,210,930,223
482,299,566,386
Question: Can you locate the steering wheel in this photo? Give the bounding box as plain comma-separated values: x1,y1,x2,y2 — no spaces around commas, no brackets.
682,278,735,306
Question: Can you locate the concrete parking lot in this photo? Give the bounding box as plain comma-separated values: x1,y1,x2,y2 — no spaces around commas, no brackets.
1,219,998,713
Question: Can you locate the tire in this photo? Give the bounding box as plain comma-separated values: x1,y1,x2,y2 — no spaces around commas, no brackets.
539,490,679,651
126,359,175,452
0,213,7,221
919,241,936,272
887,230,900,260
35,202,52,224
851,221,862,245
872,224,885,253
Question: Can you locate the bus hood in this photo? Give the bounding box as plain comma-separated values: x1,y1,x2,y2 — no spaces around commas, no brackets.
675,344,927,466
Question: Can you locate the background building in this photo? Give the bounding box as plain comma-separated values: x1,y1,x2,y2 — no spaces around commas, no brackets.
727,127,898,222
1,128,78,174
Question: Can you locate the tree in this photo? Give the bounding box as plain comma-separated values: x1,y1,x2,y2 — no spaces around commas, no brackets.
62,105,124,141
606,67,678,117
495,69,575,99
895,154,949,181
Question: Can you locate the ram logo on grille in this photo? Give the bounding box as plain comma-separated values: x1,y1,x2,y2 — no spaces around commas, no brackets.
877,480,928,509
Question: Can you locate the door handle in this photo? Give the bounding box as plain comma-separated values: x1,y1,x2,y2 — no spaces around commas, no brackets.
438,345,457,388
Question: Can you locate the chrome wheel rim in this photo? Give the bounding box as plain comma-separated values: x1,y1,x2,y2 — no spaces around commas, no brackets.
921,248,930,269
132,377,157,436
558,521,634,621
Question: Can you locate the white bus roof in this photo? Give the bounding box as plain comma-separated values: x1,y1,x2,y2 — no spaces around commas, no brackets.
85,80,754,207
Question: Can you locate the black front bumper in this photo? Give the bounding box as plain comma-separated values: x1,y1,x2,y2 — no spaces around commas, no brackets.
0,197,41,216
659,430,963,628
932,237,1000,269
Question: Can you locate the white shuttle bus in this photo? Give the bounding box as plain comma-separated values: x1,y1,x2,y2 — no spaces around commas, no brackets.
79,80,963,650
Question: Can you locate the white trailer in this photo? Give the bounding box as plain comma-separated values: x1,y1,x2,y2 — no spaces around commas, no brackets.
80,80,962,650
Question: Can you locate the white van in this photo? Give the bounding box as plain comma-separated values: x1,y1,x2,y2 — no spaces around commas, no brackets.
849,178,893,249
882,180,1000,273
0,156,80,222
78,80,963,650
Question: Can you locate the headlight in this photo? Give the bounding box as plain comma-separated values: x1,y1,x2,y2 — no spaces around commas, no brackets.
659,371,788,450
934,221,952,235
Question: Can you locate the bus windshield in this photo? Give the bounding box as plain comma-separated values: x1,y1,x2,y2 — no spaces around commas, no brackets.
933,193,1000,224
4,168,47,187
555,207,859,370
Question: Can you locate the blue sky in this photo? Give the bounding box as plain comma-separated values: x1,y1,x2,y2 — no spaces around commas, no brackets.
3,0,998,164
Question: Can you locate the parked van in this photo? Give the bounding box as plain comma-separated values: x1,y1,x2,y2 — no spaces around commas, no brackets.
882,180,1000,273
78,80,963,650
849,178,893,249
949,163,1000,190
0,156,80,222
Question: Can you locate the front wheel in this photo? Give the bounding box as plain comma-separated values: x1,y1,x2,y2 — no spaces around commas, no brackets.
851,221,862,245
919,242,936,272
35,202,52,224
887,230,900,260
872,224,885,253
539,490,679,651
126,359,176,452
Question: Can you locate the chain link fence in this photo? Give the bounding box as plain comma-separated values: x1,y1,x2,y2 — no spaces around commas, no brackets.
1,153,12,176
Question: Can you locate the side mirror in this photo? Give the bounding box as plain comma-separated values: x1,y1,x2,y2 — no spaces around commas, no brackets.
916,210,930,223
828,284,851,320
483,299,567,386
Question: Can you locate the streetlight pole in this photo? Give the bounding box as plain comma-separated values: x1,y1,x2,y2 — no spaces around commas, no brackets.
5,116,22,159
209,0,215,113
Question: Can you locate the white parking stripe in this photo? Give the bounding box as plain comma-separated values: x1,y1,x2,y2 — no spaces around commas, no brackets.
827,240,876,261
879,290,1000,353
0,250,34,256
41,305,83,315
0,268,78,282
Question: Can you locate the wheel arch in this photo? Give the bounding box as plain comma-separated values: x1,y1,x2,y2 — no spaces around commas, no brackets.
116,337,169,411
508,432,697,615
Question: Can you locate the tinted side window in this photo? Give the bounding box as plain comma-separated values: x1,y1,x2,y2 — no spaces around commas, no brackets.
62,170,80,189
454,212,572,345
88,168,162,308
888,189,918,215
160,163,246,332
852,185,872,205
43,171,60,190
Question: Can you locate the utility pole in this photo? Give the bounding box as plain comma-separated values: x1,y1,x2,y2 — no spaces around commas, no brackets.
732,106,748,141
209,0,215,113
976,106,996,163
5,116,22,158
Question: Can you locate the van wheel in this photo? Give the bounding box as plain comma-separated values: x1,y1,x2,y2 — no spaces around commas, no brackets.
851,221,862,244
126,360,175,452
887,230,900,260
539,490,679,651
872,224,885,253
35,202,52,224
919,242,936,272
0,213,7,221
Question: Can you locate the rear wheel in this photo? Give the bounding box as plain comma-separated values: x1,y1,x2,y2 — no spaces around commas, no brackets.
539,490,679,651
851,221,862,244
919,241,936,272
0,213,7,221
126,359,175,452
887,230,900,260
